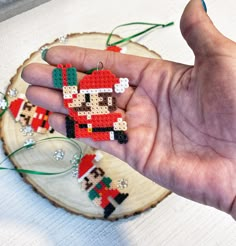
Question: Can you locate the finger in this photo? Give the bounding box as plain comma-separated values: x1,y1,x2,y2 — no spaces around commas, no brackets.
49,113,127,159
24,63,135,110
26,83,134,113
22,63,84,88
180,0,226,56
26,84,128,119
26,86,68,114
115,86,135,110
43,46,152,86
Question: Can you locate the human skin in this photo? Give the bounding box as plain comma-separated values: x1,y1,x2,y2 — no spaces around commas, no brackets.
22,0,236,219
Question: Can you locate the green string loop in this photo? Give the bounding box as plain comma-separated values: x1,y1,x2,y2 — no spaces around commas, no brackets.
0,137,83,176
85,21,174,74
106,21,174,47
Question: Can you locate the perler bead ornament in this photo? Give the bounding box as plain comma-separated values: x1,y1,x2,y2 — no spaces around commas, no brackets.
9,96,54,134
53,64,129,144
76,153,128,218
106,45,122,53
106,45,126,53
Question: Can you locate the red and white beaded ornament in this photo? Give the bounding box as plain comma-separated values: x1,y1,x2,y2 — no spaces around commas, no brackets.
9,95,54,134
53,63,129,144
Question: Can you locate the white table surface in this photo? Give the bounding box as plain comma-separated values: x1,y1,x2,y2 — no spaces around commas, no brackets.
0,0,236,245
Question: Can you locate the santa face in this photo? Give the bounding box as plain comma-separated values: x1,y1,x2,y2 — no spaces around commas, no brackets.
67,91,117,116
81,167,105,191
19,101,37,126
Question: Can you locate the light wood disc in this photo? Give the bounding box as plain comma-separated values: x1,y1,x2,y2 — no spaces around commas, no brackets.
0,33,170,220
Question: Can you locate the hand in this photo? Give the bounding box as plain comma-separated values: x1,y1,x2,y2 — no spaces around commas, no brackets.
22,0,236,219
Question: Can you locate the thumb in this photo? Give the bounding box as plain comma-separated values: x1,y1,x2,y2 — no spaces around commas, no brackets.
180,0,223,57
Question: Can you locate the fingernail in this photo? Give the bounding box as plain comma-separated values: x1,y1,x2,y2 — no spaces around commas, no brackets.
201,0,207,12
41,48,48,61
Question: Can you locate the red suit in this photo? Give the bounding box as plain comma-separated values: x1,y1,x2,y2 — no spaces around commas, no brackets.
31,106,53,133
89,177,119,208
69,113,122,141
9,97,53,134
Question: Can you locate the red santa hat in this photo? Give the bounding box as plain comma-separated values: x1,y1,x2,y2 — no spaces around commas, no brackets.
77,154,96,182
79,70,129,94
106,45,127,54
106,46,122,53
9,97,25,121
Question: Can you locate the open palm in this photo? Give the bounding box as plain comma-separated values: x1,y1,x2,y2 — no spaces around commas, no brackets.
22,0,236,219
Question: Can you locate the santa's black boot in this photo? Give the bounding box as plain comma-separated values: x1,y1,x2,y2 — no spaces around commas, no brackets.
104,203,116,218
114,131,128,144
114,193,129,204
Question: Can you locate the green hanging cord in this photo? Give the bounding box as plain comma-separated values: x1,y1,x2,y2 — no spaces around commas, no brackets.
85,21,174,74
106,21,174,47
0,92,9,118
0,136,83,176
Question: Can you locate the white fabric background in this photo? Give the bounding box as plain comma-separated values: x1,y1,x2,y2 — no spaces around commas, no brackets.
0,0,236,245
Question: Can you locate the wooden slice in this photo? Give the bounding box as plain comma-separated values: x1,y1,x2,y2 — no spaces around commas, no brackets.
0,33,170,220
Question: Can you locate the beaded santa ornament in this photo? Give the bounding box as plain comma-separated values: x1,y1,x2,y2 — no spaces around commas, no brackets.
75,151,128,218
9,95,54,134
53,63,129,144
